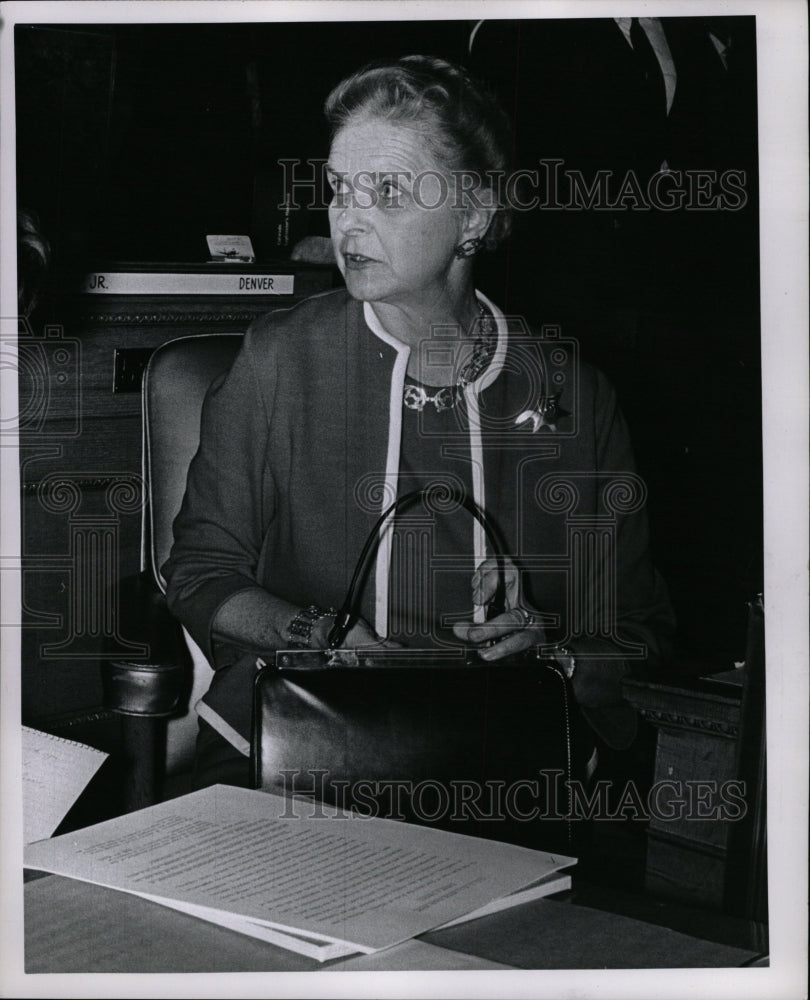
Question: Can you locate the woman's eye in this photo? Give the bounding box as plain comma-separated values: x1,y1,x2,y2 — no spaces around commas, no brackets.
380,181,402,206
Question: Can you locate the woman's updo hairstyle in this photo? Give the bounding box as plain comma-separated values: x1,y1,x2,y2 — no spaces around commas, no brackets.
325,55,513,251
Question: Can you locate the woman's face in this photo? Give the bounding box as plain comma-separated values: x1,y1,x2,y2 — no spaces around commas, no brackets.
327,115,467,311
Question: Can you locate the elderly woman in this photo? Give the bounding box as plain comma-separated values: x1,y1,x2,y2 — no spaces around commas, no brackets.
163,55,674,792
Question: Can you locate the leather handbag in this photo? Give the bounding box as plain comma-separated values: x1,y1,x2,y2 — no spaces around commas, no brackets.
251,488,591,852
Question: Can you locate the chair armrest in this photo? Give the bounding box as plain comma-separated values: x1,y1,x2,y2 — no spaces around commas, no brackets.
102,573,187,717
101,574,190,811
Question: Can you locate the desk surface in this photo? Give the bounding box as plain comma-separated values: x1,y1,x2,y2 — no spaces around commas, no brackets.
23,873,763,974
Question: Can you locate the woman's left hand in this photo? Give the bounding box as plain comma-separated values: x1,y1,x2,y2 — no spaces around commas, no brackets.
452,556,546,660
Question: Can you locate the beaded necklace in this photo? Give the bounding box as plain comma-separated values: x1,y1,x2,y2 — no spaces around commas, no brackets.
402,305,497,413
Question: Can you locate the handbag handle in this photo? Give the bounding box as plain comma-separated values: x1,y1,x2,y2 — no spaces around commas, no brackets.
327,485,506,649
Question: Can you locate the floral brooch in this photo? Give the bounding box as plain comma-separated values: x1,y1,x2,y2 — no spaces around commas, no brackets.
515,392,569,433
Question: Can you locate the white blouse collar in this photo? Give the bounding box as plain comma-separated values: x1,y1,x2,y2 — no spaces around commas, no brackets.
362,292,508,394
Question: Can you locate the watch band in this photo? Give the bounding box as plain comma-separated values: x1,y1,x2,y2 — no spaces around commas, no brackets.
286,605,336,649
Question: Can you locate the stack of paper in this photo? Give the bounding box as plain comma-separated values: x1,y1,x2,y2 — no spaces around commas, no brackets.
22,726,108,845
24,784,575,961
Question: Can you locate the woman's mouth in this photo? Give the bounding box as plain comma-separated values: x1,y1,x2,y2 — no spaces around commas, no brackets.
343,252,374,268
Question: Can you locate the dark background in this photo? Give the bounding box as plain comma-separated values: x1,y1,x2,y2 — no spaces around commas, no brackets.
15,18,761,734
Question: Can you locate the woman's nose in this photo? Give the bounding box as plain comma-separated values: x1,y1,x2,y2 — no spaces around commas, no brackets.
332,193,370,233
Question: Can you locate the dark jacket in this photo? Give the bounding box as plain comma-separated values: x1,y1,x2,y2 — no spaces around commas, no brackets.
163,289,674,750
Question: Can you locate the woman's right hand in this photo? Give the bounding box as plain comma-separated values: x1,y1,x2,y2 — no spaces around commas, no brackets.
452,555,547,660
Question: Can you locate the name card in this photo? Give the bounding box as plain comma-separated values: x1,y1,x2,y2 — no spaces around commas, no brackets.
81,272,295,295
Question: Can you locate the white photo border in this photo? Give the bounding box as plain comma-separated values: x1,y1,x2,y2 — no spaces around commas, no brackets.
1,2,807,998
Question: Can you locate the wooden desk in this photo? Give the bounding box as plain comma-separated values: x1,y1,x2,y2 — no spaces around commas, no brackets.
23,872,763,973
623,666,766,918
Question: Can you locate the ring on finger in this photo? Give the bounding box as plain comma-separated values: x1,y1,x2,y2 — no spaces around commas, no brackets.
517,607,538,628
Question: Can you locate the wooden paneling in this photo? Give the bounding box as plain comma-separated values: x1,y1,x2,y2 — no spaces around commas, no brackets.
622,670,766,915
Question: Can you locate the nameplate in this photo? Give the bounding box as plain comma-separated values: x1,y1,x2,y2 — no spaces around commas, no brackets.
81,272,295,295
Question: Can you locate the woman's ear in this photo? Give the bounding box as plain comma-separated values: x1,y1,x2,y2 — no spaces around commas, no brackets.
458,198,498,248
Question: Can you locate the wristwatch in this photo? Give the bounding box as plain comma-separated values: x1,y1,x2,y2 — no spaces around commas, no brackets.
551,644,577,681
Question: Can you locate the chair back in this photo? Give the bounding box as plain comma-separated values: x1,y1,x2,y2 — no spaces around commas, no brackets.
144,334,243,589
142,334,243,775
